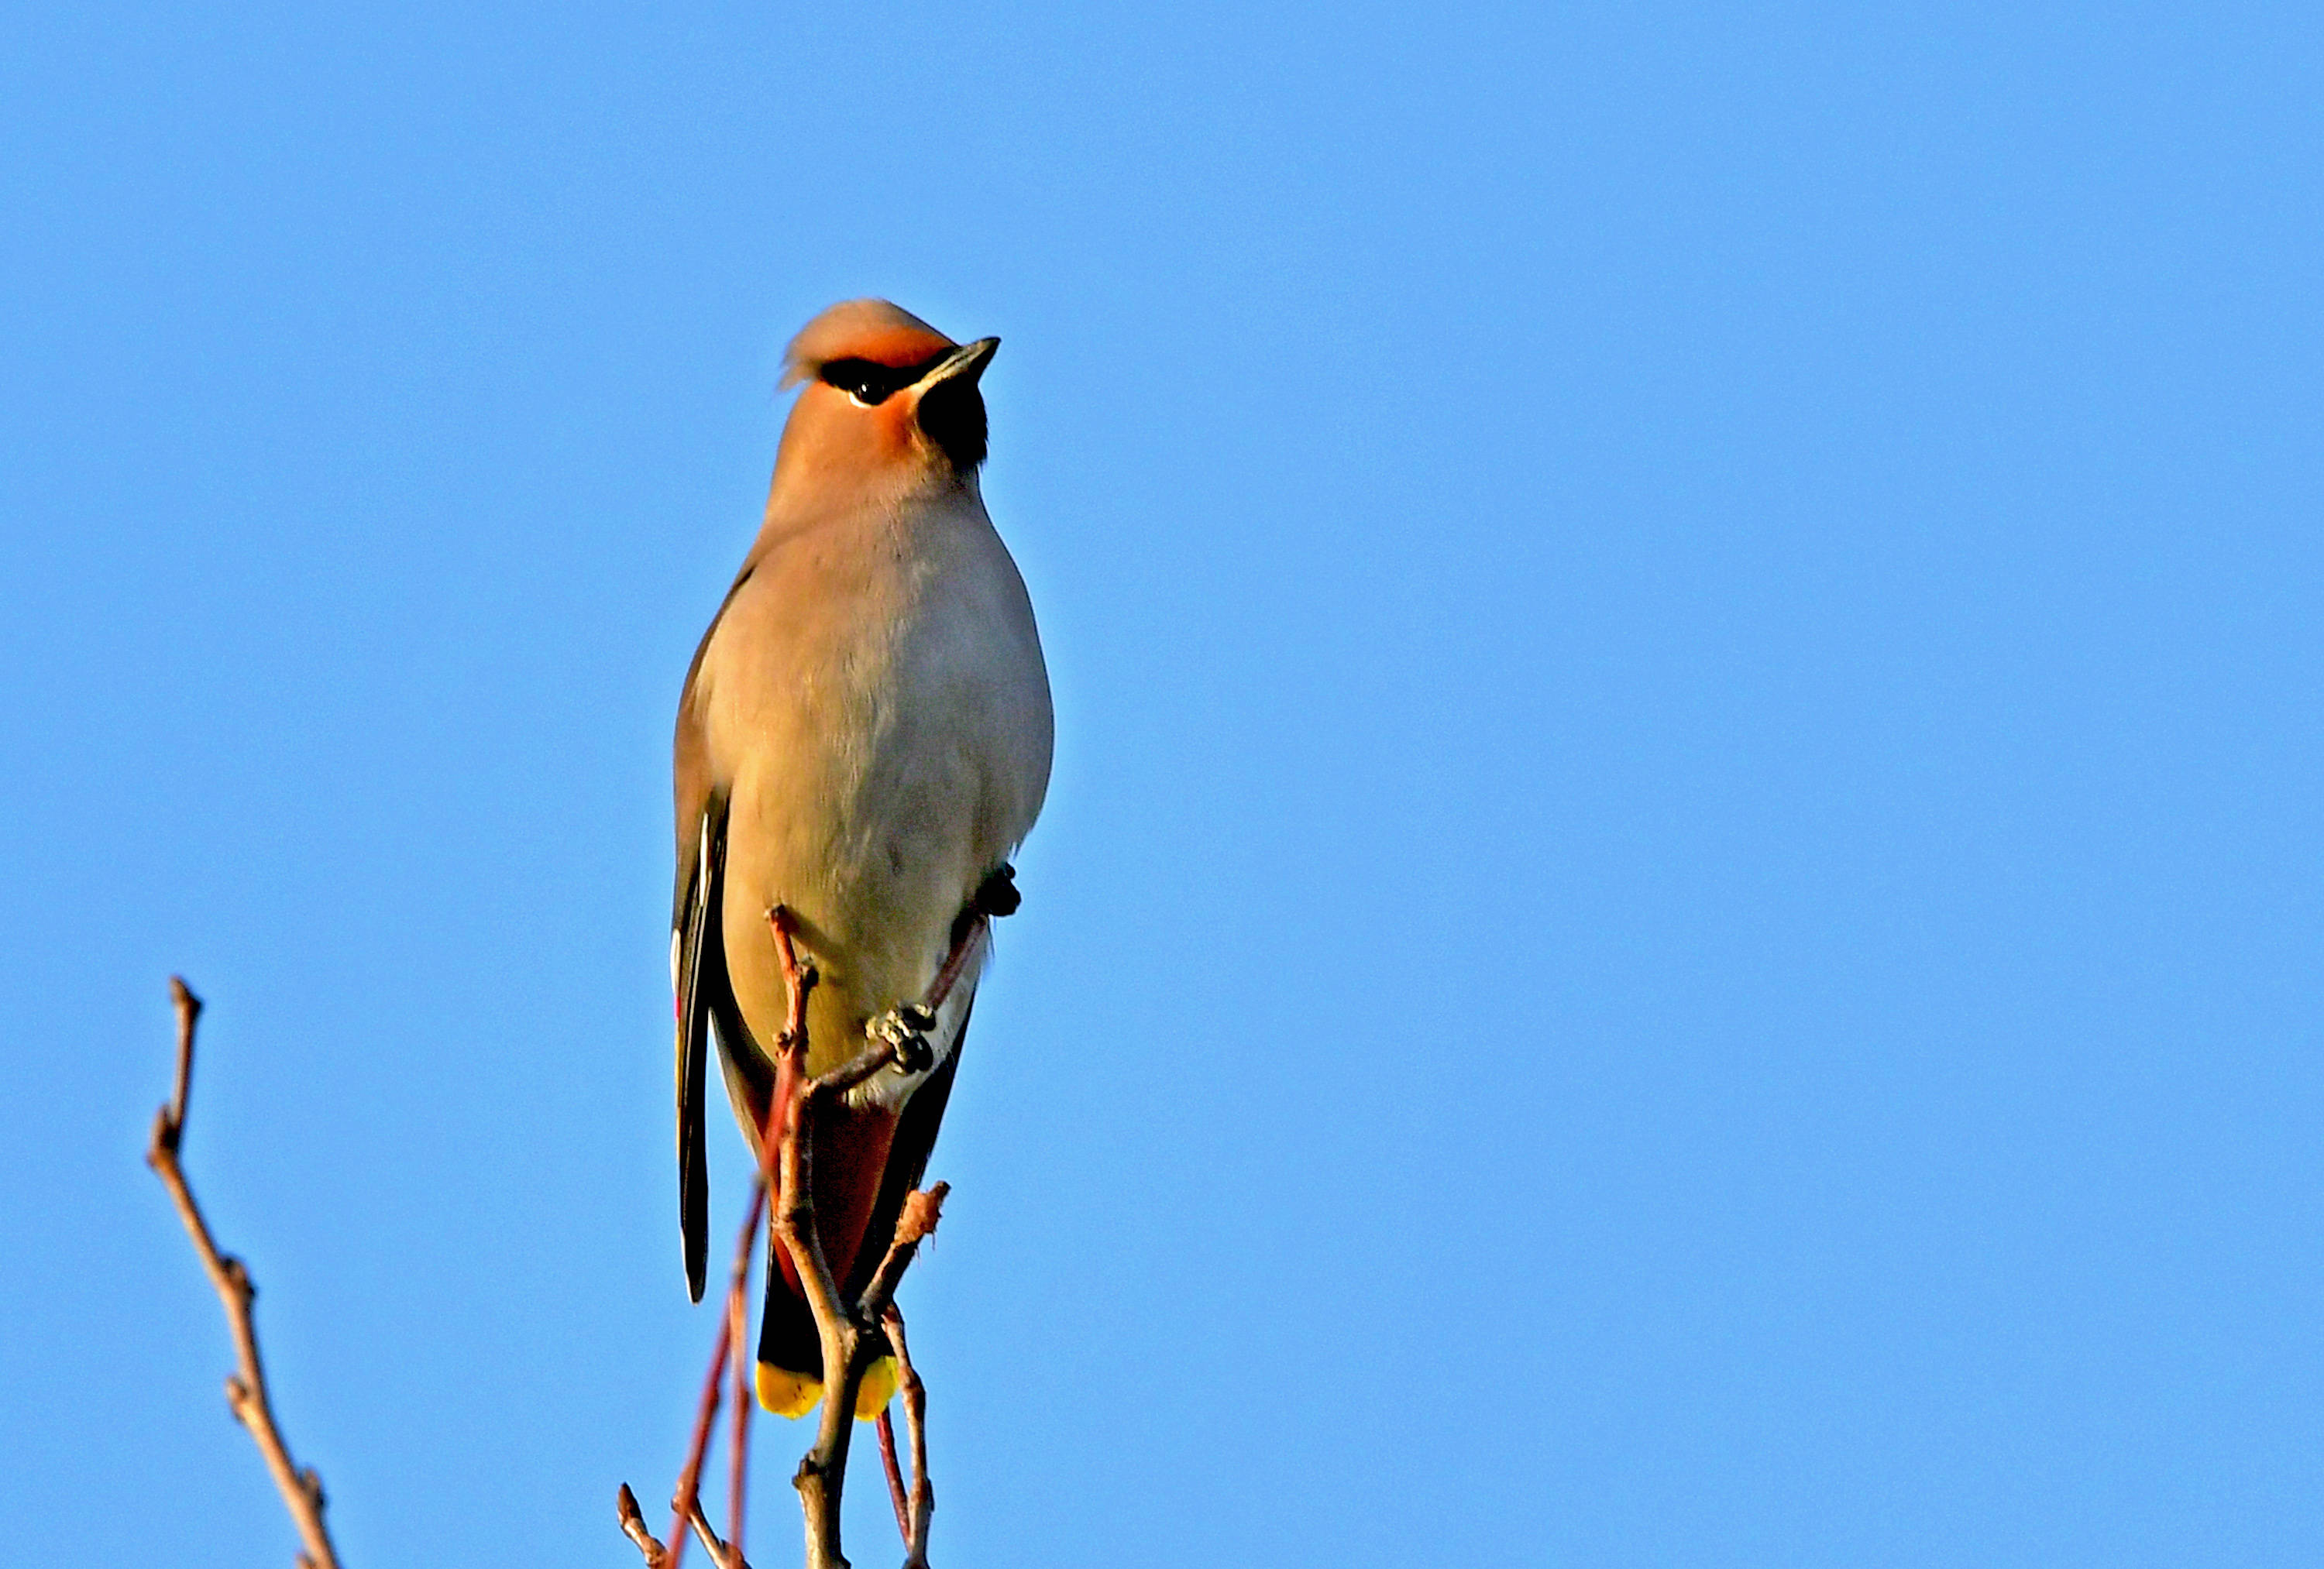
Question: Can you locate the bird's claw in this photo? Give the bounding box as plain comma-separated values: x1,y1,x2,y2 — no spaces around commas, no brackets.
974,863,1022,918
868,1006,937,1073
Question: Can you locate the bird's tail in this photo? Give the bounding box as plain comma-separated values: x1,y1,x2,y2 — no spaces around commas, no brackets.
755,1294,898,1420
753,1006,968,1419
753,1090,902,1420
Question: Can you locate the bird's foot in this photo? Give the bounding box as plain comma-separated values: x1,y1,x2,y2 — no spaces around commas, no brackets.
973,863,1022,918
868,1004,937,1073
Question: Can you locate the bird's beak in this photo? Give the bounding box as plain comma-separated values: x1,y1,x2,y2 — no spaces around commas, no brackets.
917,337,999,391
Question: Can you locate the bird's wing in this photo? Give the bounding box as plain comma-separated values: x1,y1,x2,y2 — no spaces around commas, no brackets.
672,797,724,1303
672,570,756,1303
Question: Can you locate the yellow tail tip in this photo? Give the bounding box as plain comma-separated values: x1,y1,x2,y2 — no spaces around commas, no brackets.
853,1354,899,1418
755,1361,820,1419
755,1355,899,1421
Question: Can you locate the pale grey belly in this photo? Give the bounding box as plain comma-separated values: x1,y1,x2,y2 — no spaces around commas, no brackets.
718,664,1036,1070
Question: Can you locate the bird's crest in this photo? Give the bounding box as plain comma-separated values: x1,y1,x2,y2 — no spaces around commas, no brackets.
780,300,957,388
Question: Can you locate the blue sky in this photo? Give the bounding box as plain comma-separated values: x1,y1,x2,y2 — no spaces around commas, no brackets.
4,2,2320,1564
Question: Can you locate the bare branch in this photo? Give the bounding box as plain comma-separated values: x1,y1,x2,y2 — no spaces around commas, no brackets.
634,904,973,1569
687,1495,751,1569
763,905,906,1567
885,1305,935,1569
623,910,819,1569
920,910,988,1019
146,977,343,1569
617,1483,669,1567
767,906,819,1065
727,1250,753,1564
808,1038,909,1100
860,1184,948,1325
162,974,198,1146
875,1409,912,1545
657,1180,765,1569
767,1032,858,1565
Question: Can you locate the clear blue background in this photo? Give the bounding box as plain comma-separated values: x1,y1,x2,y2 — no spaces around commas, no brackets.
4,2,2319,1564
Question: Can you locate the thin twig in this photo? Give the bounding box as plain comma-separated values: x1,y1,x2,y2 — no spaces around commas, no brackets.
860,1185,949,1324
884,1305,936,1569
921,912,988,1020
661,1310,727,1569
875,1409,912,1544
774,1076,951,1567
146,977,344,1569
655,1181,765,1569
617,1484,669,1567
766,908,898,1569
768,908,818,1063
771,1046,858,1567
163,975,198,1142
727,1246,753,1564
687,1495,751,1569
672,905,971,1569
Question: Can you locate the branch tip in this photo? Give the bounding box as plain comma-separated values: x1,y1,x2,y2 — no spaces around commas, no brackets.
147,978,342,1569
619,1481,670,1567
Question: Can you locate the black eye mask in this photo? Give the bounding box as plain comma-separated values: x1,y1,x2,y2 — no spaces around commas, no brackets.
817,355,949,406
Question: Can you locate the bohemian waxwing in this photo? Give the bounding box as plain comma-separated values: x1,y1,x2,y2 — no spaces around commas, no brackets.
671,299,1053,1417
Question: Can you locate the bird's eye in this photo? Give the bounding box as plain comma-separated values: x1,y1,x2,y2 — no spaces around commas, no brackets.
820,359,898,406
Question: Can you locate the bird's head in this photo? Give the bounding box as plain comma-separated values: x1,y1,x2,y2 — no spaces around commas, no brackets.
767,300,999,513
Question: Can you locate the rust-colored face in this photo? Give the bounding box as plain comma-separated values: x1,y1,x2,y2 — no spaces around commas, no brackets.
767,300,993,513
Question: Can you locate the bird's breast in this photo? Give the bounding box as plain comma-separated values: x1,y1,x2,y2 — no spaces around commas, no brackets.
705,500,1052,1069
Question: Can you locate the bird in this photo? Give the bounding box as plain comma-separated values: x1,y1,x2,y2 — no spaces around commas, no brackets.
671,299,1053,1419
